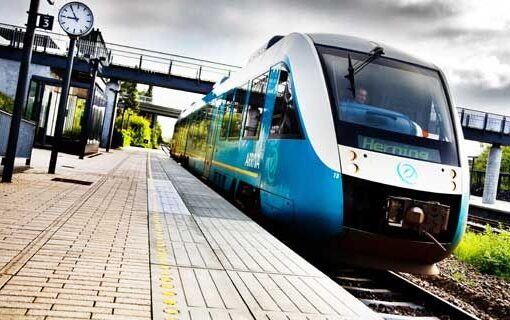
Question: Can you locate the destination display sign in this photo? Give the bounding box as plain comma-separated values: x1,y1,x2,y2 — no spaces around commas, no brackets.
358,135,441,163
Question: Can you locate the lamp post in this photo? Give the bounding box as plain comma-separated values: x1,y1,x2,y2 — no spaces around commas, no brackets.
2,0,57,182
2,0,39,182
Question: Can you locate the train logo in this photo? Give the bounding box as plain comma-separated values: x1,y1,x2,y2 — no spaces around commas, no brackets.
397,162,418,185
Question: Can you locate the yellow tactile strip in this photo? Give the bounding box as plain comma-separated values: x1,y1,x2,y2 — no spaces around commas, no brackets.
152,211,180,319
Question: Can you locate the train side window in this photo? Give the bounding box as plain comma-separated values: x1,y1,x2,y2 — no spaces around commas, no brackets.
228,83,248,139
219,91,234,140
243,73,268,139
270,66,303,139
198,106,211,152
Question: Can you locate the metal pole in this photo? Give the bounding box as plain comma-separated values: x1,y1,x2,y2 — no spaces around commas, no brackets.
48,36,78,174
2,0,40,183
150,114,157,148
106,90,119,152
79,59,99,159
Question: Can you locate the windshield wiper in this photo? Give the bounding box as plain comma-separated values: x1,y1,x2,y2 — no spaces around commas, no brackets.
345,46,385,98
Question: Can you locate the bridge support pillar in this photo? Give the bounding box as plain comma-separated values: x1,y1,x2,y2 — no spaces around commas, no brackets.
482,144,502,204
101,80,120,150
150,114,157,148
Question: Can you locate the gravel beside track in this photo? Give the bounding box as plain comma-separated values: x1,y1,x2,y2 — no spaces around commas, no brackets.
401,257,510,320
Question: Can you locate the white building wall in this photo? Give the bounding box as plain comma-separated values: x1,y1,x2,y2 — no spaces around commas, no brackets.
0,57,52,97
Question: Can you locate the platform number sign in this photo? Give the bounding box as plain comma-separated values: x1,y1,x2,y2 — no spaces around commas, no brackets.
37,14,54,30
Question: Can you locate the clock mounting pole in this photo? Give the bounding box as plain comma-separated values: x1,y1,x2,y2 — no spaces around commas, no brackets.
49,35,78,173
49,2,94,174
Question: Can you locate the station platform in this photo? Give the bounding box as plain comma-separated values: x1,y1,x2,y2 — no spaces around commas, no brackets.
0,148,380,320
470,195,510,214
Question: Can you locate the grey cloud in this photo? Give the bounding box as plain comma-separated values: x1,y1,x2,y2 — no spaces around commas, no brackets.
422,26,502,42
491,49,510,65
453,82,510,113
382,0,459,19
294,0,459,21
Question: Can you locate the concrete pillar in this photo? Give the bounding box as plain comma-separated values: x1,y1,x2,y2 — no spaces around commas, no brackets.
482,144,502,204
100,81,120,148
150,114,157,147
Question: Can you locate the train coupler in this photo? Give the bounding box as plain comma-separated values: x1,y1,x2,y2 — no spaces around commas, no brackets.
385,196,450,235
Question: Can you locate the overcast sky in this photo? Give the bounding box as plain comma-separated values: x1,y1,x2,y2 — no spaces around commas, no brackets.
1,0,509,141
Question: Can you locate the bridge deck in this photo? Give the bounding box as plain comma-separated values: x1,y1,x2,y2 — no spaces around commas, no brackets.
0,148,380,320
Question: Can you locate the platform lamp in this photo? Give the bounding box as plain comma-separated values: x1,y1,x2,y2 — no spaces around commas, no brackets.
2,0,56,183
49,2,95,173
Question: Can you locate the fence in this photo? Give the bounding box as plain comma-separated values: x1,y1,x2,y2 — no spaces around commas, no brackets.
0,22,241,84
470,170,510,201
458,107,510,135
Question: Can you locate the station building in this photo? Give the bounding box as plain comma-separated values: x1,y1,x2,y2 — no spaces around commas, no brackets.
0,26,110,158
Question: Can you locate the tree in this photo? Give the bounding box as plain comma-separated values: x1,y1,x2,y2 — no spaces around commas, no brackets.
474,145,510,173
120,81,139,111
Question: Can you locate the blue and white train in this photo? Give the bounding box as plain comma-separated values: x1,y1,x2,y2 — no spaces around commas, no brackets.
170,33,469,273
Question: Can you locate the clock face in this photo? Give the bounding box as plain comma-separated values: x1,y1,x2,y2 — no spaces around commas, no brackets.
58,2,94,36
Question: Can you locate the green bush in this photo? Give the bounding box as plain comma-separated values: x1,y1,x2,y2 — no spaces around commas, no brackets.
151,122,162,149
474,145,510,173
454,227,510,279
128,114,151,148
0,91,14,114
112,110,163,149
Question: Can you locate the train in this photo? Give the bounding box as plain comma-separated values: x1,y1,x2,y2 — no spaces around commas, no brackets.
170,33,469,274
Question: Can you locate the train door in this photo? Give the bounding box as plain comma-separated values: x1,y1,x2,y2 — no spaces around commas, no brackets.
203,98,223,178
260,64,304,221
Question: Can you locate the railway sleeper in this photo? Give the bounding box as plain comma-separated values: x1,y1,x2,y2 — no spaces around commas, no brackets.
361,299,425,310
377,314,440,320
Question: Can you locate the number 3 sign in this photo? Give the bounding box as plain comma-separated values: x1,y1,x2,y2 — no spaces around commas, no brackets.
37,14,54,30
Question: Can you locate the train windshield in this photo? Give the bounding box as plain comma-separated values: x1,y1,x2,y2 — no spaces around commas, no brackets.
318,46,459,166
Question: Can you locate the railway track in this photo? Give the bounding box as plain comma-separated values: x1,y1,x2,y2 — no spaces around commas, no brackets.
468,205,510,233
328,266,480,320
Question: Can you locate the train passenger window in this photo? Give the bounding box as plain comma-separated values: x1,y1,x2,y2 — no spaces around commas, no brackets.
219,91,234,140
270,66,303,139
189,112,200,151
197,107,211,152
228,83,248,139
243,73,268,139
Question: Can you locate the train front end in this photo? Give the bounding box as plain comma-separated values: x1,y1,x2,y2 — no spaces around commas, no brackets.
316,42,469,273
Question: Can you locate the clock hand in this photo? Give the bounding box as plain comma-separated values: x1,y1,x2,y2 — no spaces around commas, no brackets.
62,15,78,21
69,5,78,20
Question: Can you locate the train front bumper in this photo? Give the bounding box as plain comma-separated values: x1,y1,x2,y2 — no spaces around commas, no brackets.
328,228,453,274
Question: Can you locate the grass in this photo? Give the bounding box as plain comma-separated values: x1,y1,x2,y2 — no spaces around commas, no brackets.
454,226,510,280
0,91,14,114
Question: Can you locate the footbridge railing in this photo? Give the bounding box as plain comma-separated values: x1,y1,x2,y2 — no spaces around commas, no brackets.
0,22,240,84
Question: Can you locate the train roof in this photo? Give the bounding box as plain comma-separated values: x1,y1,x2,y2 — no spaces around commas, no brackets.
178,32,439,119
307,33,437,69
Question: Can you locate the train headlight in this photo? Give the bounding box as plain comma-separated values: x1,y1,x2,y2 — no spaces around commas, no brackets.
450,169,457,179
348,163,359,174
348,150,357,161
